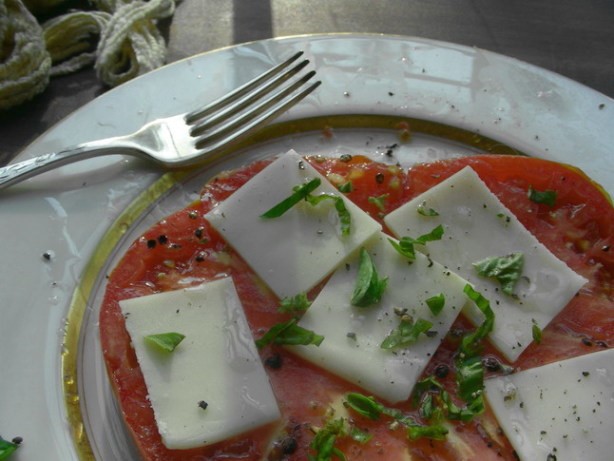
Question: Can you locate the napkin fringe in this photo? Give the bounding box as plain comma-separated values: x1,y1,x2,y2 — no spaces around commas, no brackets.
0,0,176,110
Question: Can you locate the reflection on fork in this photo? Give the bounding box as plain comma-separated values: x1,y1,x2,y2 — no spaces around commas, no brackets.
0,51,321,191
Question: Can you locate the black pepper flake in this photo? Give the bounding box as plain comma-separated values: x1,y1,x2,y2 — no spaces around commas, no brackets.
195,251,206,262
483,356,502,372
198,400,209,410
340,154,353,162
602,245,610,252
265,353,283,369
42,251,53,261
582,337,594,347
11,436,23,445
582,371,590,377
194,227,204,238
434,363,449,379
375,172,385,184
280,436,297,454
147,239,157,249
157,235,168,245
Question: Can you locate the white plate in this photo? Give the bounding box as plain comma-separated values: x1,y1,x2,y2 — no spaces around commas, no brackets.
0,34,612,461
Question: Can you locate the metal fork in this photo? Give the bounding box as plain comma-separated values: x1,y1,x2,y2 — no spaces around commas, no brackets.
0,51,320,191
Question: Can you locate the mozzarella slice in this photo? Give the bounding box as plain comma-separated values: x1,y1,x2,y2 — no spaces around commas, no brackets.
205,150,381,299
289,232,469,403
119,278,280,449
384,166,587,362
484,348,614,461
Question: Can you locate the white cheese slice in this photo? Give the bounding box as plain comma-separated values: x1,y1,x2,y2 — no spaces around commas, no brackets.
289,232,469,403
119,278,280,449
484,348,614,461
384,166,587,362
205,150,381,299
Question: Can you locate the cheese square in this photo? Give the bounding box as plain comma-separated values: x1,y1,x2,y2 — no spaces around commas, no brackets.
205,150,381,299
384,166,587,362
289,232,469,403
484,348,614,461
119,278,280,449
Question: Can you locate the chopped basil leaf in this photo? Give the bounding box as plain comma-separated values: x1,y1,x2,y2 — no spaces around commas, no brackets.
278,292,312,313
412,375,444,405
367,193,389,212
459,284,495,357
260,178,321,218
528,186,557,207
349,427,372,444
456,355,484,403
256,318,324,348
419,393,435,419
381,317,433,350
441,389,483,421
351,248,388,307
532,321,543,344
388,225,444,263
473,252,524,296
0,437,19,460
305,193,352,236
345,392,448,441
426,293,445,316
338,181,353,193
334,196,352,236
412,375,484,424
449,285,494,418
388,238,417,262
417,201,439,216
145,332,185,353
309,418,347,461
345,393,384,420
406,423,448,441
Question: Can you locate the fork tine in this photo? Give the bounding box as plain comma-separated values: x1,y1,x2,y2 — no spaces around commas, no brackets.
193,74,321,152
189,58,311,137
185,51,305,125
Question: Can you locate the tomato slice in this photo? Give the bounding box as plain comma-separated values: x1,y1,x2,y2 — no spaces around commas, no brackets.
100,154,612,461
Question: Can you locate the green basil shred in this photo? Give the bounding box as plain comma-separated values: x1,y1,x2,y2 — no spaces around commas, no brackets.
367,193,389,212
305,193,351,236
388,225,444,263
0,437,19,461
308,414,372,461
260,178,322,218
426,293,445,316
260,177,351,235
338,181,353,193
380,317,433,350
278,292,312,313
351,248,388,307
532,320,543,344
345,392,448,441
144,332,185,353
255,319,324,348
473,252,524,296
417,201,439,216
528,186,557,207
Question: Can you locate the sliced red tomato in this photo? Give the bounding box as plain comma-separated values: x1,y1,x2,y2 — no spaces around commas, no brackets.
100,153,612,461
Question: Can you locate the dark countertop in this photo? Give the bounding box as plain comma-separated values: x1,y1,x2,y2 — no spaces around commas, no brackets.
1,0,613,166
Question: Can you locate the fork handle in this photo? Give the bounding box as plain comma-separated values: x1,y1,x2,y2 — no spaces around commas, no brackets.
0,143,138,191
